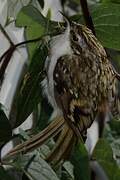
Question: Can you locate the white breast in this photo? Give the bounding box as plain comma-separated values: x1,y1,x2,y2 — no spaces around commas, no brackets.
41,23,72,116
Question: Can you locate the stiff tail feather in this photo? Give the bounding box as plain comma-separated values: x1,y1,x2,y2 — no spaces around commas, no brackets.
3,116,65,160
46,123,76,165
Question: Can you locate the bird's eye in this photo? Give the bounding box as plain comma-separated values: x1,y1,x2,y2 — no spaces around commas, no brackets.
73,34,78,41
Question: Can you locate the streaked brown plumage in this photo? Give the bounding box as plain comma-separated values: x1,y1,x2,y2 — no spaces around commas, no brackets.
3,22,119,165
53,23,117,137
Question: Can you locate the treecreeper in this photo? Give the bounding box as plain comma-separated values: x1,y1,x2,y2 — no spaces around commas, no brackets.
4,21,120,165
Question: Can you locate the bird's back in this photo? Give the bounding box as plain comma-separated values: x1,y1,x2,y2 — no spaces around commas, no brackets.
53,24,117,136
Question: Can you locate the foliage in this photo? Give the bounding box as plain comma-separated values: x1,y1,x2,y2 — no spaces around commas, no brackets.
0,104,12,146
92,139,120,180
0,0,120,180
70,142,90,180
14,41,48,128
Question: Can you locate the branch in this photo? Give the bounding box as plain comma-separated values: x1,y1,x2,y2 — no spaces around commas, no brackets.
80,0,96,35
0,24,14,46
0,46,16,83
0,34,49,83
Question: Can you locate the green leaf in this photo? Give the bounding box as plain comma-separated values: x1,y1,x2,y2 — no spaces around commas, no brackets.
92,3,120,50
16,5,55,59
111,0,120,3
70,4,120,51
70,142,90,180
0,166,15,180
70,13,84,24
16,5,47,28
109,119,120,135
34,99,53,132
46,9,52,20
14,41,48,128
101,0,120,4
92,139,113,161
92,139,120,180
25,24,45,59
16,5,47,59
0,104,12,145
104,121,120,165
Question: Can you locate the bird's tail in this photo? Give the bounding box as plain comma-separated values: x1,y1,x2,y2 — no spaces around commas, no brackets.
3,116,64,159
3,116,76,165
46,123,76,165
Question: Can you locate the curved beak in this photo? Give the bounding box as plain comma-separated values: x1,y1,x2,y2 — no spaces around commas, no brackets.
59,11,71,25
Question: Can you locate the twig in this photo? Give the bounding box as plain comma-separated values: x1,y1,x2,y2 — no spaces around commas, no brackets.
0,24,14,46
0,47,13,63
0,31,53,64
0,34,47,83
15,35,44,48
0,46,15,83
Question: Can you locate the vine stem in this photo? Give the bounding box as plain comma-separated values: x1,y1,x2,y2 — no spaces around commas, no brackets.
80,0,96,35
79,1,120,84
0,32,52,83
0,24,14,46
0,36,42,82
0,24,47,82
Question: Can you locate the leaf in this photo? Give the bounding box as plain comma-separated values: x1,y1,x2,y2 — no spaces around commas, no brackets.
70,3,120,51
0,166,15,180
7,0,30,20
63,161,74,180
109,119,120,135
101,0,120,4
16,5,47,28
70,142,90,180
13,152,59,180
69,13,84,24
0,0,8,26
25,154,59,180
46,9,52,20
26,24,45,59
111,0,120,3
16,5,55,58
92,139,113,161
92,139,120,180
104,121,120,166
14,41,48,128
92,3,120,50
34,99,53,132
0,104,12,145
16,5,45,59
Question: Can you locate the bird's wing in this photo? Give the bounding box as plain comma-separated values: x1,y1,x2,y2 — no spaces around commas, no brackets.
53,54,98,139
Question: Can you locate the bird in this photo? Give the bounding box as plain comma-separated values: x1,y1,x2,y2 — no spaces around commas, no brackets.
3,20,120,166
